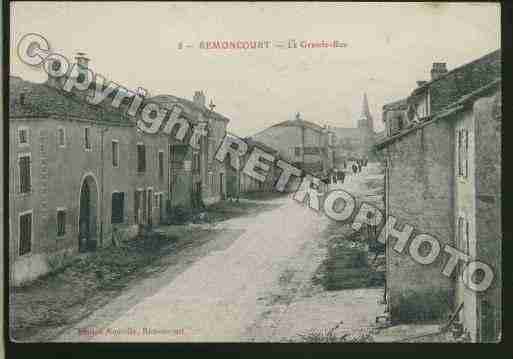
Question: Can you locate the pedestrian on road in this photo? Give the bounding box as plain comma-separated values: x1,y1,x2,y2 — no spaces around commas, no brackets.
358,162,362,172
352,163,358,174
340,170,346,184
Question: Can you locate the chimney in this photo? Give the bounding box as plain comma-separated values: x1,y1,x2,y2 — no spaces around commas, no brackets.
193,90,206,107
75,52,90,68
430,62,447,80
417,80,427,87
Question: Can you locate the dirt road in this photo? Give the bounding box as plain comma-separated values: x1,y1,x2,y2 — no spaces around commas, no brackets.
57,164,385,342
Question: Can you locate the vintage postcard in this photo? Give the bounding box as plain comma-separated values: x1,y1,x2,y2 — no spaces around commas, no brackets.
6,1,501,345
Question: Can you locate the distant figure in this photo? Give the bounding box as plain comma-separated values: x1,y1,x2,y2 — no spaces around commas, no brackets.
358,162,362,172
343,160,347,169
352,163,358,174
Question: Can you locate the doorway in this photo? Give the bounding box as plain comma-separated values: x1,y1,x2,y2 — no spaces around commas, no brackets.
79,175,98,252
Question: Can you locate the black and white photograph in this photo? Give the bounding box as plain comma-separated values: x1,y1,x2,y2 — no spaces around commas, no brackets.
5,1,502,346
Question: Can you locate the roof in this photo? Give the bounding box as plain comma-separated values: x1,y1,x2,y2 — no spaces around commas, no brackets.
410,49,501,98
244,137,280,155
9,76,130,124
375,78,501,150
383,98,408,111
270,118,325,132
150,94,230,124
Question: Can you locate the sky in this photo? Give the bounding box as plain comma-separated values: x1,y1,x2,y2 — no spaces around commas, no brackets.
10,2,500,136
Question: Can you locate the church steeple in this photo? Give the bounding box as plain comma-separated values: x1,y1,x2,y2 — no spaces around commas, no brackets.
361,93,371,119
359,93,374,131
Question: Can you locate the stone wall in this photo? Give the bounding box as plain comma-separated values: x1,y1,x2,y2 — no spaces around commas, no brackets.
384,119,455,322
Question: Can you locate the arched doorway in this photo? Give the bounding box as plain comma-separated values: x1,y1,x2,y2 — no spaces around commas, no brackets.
79,175,98,252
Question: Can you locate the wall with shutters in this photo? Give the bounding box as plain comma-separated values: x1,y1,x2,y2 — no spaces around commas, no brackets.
10,116,172,285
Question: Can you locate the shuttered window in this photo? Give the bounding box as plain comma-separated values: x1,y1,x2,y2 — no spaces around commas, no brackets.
137,144,146,173
458,129,469,178
19,155,31,193
158,151,164,179
111,192,124,224
58,127,65,147
192,152,200,172
19,212,32,256
464,129,469,178
18,128,29,145
112,141,119,167
84,127,91,150
57,210,66,236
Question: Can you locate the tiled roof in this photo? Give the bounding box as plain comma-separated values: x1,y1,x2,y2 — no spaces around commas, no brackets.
383,98,408,111
270,118,325,132
375,78,501,150
150,94,230,123
410,49,500,98
10,76,131,124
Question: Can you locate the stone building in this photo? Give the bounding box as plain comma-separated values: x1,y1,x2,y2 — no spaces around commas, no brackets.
150,92,229,210
9,56,229,285
375,49,501,342
226,137,283,197
328,93,378,166
251,113,334,177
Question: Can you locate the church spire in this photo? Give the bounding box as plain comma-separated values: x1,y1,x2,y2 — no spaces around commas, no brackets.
358,93,374,132
361,92,372,120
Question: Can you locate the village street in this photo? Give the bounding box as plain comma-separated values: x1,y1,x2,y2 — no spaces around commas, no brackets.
56,164,385,343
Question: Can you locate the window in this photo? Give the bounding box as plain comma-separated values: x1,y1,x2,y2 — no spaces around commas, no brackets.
458,129,469,178
397,116,404,131
111,192,125,224
134,189,142,224
457,217,466,253
192,152,200,172
19,154,31,193
158,151,164,179
112,140,119,167
137,144,146,173
294,147,301,157
464,129,469,178
57,127,66,148
465,220,470,257
19,212,32,256
84,127,91,150
57,209,66,236
18,127,29,146
170,145,187,168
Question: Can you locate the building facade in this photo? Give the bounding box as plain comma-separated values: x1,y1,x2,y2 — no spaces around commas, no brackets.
9,57,230,285
251,113,334,177
375,49,501,342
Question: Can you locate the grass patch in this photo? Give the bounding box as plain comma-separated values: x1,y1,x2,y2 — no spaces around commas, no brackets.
205,199,281,222
391,290,452,323
312,222,385,291
11,231,177,341
289,322,375,343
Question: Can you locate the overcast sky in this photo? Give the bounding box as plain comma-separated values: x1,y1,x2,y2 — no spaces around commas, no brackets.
10,2,500,136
